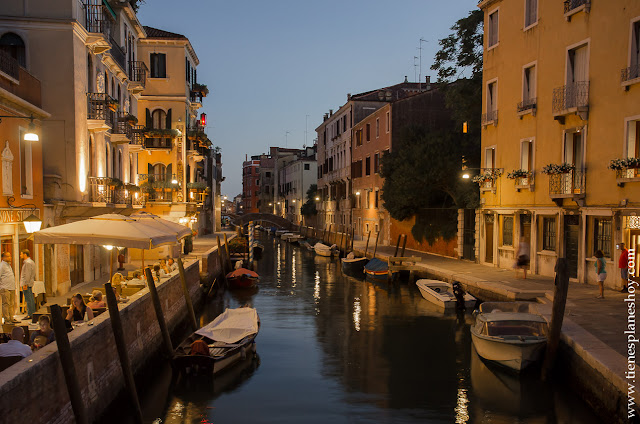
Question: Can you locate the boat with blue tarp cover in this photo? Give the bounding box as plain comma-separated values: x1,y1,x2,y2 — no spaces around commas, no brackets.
364,257,391,280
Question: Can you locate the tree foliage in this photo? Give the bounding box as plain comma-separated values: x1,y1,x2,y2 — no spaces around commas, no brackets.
300,184,318,217
380,10,483,244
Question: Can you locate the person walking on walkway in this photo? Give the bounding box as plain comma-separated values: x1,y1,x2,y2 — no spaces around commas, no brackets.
0,252,18,324
619,243,630,293
19,249,35,320
595,250,607,299
515,237,530,279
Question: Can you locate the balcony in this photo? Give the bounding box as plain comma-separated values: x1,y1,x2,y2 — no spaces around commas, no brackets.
128,61,147,93
564,0,590,21
481,109,498,127
83,3,114,53
139,173,178,203
548,169,586,206
615,167,640,186
187,182,208,204
621,64,640,89
517,97,537,117
515,175,535,191
144,128,181,149
88,177,138,204
552,81,589,123
111,112,135,143
87,93,117,131
0,52,41,108
106,38,126,74
189,92,204,109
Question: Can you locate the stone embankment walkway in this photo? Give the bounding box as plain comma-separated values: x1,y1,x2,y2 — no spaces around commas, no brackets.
352,240,630,408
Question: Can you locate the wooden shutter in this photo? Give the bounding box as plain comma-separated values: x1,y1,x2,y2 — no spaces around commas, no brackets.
165,109,172,129
145,108,151,129
166,163,172,181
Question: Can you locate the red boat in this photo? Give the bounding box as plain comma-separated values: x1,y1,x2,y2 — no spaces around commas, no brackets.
226,268,259,289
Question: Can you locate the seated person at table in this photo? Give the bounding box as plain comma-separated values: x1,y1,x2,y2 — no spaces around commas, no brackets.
127,271,145,287
0,327,32,358
167,257,178,273
30,315,55,349
65,293,94,323
152,264,165,282
87,290,106,309
159,259,170,274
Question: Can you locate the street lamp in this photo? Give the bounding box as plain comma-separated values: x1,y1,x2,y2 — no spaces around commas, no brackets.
355,191,361,196
0,115,39,141
315,196,319,201
22,214,42,233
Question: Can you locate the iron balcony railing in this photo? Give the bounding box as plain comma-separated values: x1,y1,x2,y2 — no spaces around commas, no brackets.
190,92,204,104
552,81,589,114
481,109,498,126
549,169,586,196
84,3,113,38
564,0,589,14
616,167,640,180
89,177,116,203
109,38,126,71
517,97,537,113
87,93,117,126
621,64,640,83
128,61,148,87
113,112,133,139
515,174,534,188
138,173,178,187
0,50,19,80
130,125,145,145
144,137,172,149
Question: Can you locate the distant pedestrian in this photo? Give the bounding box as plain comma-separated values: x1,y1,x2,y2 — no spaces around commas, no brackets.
595,250,606,299
19,249,35,320
514,237,530,279
619,243,629,293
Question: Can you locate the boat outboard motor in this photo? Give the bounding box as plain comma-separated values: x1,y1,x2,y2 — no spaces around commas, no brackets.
452,281,466,310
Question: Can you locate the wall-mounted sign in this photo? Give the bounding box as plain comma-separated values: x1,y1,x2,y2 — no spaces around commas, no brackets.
0,208,39,224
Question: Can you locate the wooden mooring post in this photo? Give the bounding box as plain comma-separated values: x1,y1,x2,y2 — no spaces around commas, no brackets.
50,304,88,424
145,267,173,356
364,231,371,258
223,233,232,270
394,235,402,257
104,282,144,424
541,257,570,381
177,258,198,331
372,231,380,259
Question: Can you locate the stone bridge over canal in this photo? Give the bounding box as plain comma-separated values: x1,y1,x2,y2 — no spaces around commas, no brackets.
230,213,295,230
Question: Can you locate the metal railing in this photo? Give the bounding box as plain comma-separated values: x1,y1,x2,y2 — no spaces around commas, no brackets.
130,125,145,145
616,167,640,180
515,175,534,188
564,0,589,14
109,38,126,71
552,81,589,114
113,112,133,139
0,50,19,80
144,137,172,149
128,61,147,87
517,97,537,113
89,177,116,203
481,109,498,125
621,64,640,83
190,92,204,104
549,169,586,196
87,93,117,126
84,3,113,38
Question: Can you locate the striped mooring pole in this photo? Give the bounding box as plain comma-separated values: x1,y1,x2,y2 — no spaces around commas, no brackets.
248,221,255,268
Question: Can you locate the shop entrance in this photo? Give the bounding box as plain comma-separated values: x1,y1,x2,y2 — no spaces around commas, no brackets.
70,244,84,286
485,214,494,263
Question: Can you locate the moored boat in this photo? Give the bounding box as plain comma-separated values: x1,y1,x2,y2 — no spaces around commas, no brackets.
275,229,288,237
226,267,259,289
314,243,335,257
470,302,548,372
415,279,476,310
341,253,368,276
173,307,260,376
364,257,390,280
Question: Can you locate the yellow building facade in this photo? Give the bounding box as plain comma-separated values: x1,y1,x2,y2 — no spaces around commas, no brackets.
478,0,640,288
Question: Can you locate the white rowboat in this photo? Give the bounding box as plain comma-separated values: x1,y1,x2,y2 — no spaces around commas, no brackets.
415,279,476,309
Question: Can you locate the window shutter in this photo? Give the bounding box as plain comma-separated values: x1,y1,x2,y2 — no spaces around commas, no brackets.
145,108,151,129
166,109,172,129
166,163,172,181
159,54,166,78
147,163,153,175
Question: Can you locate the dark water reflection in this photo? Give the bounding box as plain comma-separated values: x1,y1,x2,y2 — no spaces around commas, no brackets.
119,233,602,423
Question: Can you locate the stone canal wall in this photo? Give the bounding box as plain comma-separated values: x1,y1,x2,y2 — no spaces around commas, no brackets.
0,259,210,424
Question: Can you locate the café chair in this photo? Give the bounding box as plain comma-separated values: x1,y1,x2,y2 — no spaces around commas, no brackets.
0,356,22,372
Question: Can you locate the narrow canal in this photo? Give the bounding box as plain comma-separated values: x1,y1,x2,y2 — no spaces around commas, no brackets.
108,232,603,423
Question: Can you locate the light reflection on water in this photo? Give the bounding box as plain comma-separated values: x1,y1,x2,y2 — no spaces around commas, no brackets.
105,234,603,424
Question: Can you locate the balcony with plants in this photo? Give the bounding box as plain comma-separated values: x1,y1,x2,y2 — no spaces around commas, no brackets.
543,163,585,205
83,2,115,53
609,157,640,185
190,83,208,108
473,168,503,192
552,81,589,122
143,128,181,149
87,93,118,130
139,173,178,203
128,61,148,93
507,169,534,191
564,0,590,21
187,181,209,204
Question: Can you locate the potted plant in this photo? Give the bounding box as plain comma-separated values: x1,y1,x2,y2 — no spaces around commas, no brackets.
191,83,209,97
121,113,138,125
541,163,575,175
109,178,124,189
609,157,640,170
107,97,120,111
506,169,531,179
472,169,503,184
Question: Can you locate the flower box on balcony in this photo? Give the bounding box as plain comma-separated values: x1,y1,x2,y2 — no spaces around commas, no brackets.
191,83,209,97
144,128,181,139
120,114,138,124
542,163,575,175
187,181,207,190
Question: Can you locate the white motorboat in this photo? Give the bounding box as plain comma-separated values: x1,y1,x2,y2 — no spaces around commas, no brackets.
314,243,335,257
287,234,303,244
415,279,476,309
470,302,548,372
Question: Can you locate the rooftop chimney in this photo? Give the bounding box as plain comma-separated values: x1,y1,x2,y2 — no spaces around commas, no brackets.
324,113,328,121
329,109,333,116
425,75,431,90
347,93,351,100
404,76,408,83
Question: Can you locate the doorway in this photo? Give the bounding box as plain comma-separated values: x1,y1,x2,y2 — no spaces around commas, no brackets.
462,209,476,260
564,215,579,279
485,214,494,263
69,245,84,286
520,214,532,244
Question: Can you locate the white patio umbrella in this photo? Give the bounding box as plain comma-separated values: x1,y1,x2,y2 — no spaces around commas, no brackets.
129,211,192,272
34,214,179,284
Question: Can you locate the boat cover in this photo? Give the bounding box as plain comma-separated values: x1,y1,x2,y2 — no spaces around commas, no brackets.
196,307,259,343
226,268,259,279
364,258,388,272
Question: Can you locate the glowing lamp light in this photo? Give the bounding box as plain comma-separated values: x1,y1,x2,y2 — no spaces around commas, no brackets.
103,245,114,250
355,191,361,196
292,199,296,203
171,179,178,185
269,202,272,206
315,197,320,201
22,214,42,233
200,113,207,127
24,121,39,142
462,121,468,134
462,173,470,179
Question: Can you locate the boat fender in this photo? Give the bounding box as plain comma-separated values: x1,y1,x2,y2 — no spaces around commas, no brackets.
241,347,246,359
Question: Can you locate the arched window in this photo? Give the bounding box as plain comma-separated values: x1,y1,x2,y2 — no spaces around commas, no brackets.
117,85,121,105
111,146,116,178
151,109,167,130
152,163,166,180
0,33,25,67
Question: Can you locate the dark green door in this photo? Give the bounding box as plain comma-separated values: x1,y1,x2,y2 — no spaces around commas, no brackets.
564,215,579,279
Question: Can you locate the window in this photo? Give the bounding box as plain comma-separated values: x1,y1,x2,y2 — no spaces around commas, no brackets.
502,216,513,246
488,9,499,48
564,131,584,170
628,20,640,80
343,115,347,132
487,81,497,114
374,189,379,209
593,218,612,258
520,140,533,171
386,111,390,133
524,0,537,29
351,160,363,178
19,130,32,196
266,172,271,178
0,32,26,67
567,44,588,85
365,156,371,176
485,147,495,169
304,163,310,170
355,129,363,147
150,53,166,78
523,65,536,103
627,119,640,160
374,153,380,174
366,123,371,142
376,118,380,138
366,190,371,209
542,217,556,251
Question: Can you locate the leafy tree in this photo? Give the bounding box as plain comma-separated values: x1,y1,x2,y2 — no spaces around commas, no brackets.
380,10,483,244
300,184,318,218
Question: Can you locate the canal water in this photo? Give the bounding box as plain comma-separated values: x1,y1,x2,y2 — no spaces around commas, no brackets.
109,233,603,424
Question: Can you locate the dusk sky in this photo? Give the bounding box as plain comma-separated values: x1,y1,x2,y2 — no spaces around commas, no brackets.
138,0,480,197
